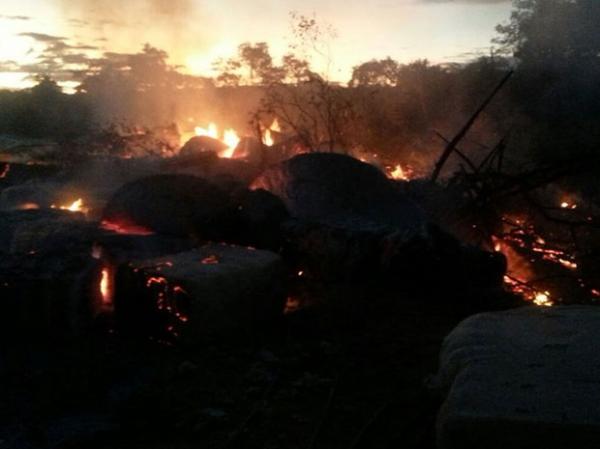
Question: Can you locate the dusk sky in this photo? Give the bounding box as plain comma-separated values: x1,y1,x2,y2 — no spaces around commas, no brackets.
0,0,513,90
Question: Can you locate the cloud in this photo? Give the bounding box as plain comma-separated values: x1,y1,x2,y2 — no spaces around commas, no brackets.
19,32,68,43
0,15,31,21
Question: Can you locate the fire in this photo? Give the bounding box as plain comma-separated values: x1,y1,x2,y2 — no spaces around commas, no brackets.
194,122,240,158
100,267,112,305
0,163,9,178
51,198,87,214
560,200,577,210
195,123,219,139
387,164,411,181
262,119,281,147
221,129,241,158
270,118,281,133
533,291,553,307
263,129,274,147
493,214,581,306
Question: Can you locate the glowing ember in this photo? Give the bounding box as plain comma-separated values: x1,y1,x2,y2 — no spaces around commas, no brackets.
101,220,155,236
0,163,9,178
100,268,111,305
284,296,301,314
201,255,220,265
533,291,553,307
17,203,40,210
91,243,103,260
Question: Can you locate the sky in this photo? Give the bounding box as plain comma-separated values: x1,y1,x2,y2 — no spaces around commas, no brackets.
0,0,513,90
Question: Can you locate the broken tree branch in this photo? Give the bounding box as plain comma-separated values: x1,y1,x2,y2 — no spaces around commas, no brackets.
430,70,513,183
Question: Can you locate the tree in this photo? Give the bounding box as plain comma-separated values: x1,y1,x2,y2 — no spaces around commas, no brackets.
495,0,600,70
349,58,400,87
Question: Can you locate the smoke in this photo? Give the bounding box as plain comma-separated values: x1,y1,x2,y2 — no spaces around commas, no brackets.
56,0,211,61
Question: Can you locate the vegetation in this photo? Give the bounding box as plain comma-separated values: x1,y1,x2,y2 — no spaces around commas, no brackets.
0,0,598,173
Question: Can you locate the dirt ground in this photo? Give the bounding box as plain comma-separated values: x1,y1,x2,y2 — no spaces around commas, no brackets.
1,282,514,449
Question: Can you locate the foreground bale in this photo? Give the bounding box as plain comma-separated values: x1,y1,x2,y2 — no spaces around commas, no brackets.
115,244,286,342
0,210,103,338
434,306,600,449
102,174,230,238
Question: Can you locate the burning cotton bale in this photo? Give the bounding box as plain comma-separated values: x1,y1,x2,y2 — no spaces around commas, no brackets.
0,181,63,210
115,244,286,342
0,210,105,338
251,153,427,278
102,174,231,239
179,135,227,158
251,153,425,232
434,306,600,449
164,150,260,188
224,188,290,250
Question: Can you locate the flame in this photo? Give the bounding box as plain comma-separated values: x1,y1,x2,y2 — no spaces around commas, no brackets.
493,213,581,306
100,267,111,305
263,128,274,147
0,163,9,178
560,200,577,210
221,128,240,158
387,164,410,181
194,122,240,158
533,291,553,307
262,119,281,147
270,118,281,133
195,123,219,139
52,198,87,213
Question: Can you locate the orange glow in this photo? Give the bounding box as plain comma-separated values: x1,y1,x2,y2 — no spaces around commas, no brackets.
284,296,301,314
270,118,281,133
221,128,241,158
560,200,577,210
387,164,410,181
194,122,241,158
51,198,87,214
101,220,155,236
262,119,281,147
201,255,220,265
17,202,40,210
100,267,111,305
533,291,553,307
195,123,219,140
0,163,9,178
263,128,274,147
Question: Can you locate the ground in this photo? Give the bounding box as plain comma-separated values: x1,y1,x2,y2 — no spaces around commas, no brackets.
1,283,509,449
